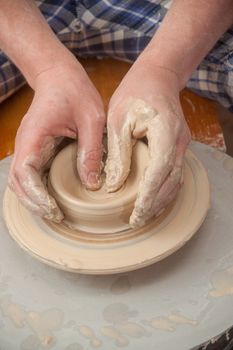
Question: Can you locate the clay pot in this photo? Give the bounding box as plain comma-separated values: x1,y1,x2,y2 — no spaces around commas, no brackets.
48,141,149,233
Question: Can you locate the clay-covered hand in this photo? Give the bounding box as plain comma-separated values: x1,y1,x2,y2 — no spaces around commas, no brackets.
105,61,191,227
8,62,105,222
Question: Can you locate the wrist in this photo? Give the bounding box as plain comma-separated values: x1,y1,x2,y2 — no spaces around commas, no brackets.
134,53,182,96
20,42,78,89
138,47,189,91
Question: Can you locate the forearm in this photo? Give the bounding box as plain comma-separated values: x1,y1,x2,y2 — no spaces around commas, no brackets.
0,0,76,88
141,0,233,89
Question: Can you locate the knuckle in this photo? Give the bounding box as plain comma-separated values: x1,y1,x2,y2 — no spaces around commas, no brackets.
77,147,103,172
82,148,103,162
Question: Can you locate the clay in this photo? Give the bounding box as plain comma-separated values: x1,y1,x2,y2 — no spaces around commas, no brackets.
144,312,198,332
1,142,233,349
3,144,210,274
77,325,102,348
48,140,149,233
209,266,233,297
0,295,64,346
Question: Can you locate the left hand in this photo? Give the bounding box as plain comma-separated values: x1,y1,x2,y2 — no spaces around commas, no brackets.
8,61,105,222
105,57,191,227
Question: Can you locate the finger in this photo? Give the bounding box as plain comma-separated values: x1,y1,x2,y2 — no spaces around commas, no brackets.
9,171,63,221
105,121,135,193
13,158,64,222
10,133,64,222
8,175,42,214
130,131,188,227
130,166,182,227
77,113,105,190
106,98,160,192
40,136,65,171
128,115,178,226
153,183,181,218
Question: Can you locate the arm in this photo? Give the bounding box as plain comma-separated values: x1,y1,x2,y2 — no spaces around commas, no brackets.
140,0,233,88
0,1,105,221
106,0,233,227
0,0,76,87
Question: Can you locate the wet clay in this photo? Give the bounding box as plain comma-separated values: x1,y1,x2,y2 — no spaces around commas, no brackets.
209,266,233,297
48,140,149,233
3,145,210,274
0,294,63,347
143,311,198,332
76,325,102,348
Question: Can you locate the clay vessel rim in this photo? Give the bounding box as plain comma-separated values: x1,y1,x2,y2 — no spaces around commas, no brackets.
49,187,136,211
48,141,149,211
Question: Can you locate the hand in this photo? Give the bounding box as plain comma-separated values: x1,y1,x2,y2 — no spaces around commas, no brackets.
8,60,105,222
105,58,191,227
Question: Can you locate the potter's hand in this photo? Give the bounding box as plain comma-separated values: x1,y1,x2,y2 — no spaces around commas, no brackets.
8,62,105,222
105,62,190,227
105,0,233,227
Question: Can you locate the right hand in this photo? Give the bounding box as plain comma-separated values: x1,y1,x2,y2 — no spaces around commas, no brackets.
8,60,106,222
105,61,191,227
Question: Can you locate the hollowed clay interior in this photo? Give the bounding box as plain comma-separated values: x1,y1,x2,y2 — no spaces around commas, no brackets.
48,141,149,233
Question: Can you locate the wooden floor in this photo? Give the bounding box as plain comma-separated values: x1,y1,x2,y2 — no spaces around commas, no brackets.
0,58,225,160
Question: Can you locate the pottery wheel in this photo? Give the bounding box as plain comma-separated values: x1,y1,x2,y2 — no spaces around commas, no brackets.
0,142,233,350
3,141,210,274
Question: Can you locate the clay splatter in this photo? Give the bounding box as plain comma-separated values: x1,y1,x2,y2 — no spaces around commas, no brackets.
76,325,102,348
0,294,64,348
143,317,175,332
143,311,197,332
117,322,149,338
209,266,233,297
110,276,131,295
0,295,26,328
168,311,198,326
103,303,138,324
101,302,153,347
101,303,150,346
101,325,129,347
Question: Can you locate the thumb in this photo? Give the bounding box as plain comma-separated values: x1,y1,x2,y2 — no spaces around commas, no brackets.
105,111,135,193
77,116,105,190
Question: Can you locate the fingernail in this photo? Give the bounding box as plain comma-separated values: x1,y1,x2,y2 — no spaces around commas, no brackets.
86,172,101,189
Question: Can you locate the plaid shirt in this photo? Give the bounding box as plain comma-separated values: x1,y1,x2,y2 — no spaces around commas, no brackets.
0,0,233,112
